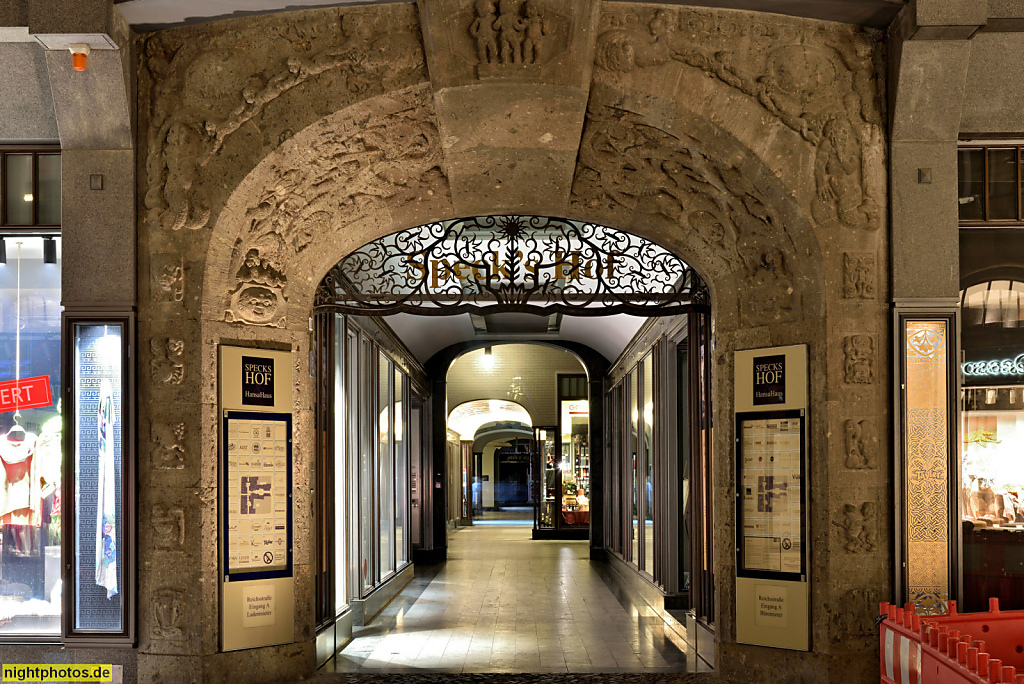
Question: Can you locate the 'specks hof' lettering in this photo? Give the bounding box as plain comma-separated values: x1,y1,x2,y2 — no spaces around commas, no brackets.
241,356,274,406
753,354,785,405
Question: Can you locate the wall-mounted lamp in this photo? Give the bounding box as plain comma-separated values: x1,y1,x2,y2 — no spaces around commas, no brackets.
43,238,56,264
69,43,91,72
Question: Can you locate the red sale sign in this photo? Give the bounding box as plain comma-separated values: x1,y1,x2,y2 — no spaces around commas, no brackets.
0,376,53,413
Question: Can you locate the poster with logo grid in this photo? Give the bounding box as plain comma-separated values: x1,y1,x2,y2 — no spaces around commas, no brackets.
735,409,806,580
222,411,292,581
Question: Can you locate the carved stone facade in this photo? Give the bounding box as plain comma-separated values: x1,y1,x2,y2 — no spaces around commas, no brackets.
130,2,890,682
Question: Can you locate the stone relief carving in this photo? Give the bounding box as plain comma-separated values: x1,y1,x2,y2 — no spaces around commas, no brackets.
571,104,797,323
223,94,448,326
843,252,876,299
152,422,186,470
833,502,877,553
843,334,874,384
461,0,567,76
593,7,883,230
152,588,186,639
152,504,186,550
151,339,185,385
844,419,877,470
140,7,426,234
153,255,185,303
829,588,879,641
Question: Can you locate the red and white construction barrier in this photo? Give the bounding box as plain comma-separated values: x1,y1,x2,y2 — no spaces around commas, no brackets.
879,599,1024,684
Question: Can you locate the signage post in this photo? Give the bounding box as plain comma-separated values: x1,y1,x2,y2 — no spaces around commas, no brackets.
734,344,810,651
219,346,294,652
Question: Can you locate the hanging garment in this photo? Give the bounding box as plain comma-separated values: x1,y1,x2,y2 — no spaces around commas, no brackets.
35,413,62,498
0,428,41,526
95,379,118,599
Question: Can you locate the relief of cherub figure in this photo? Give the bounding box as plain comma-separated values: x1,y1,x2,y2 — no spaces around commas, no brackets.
493,0,525,64
470,0,499,64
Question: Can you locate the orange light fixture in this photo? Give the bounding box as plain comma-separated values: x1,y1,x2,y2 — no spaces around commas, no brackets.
69,44,90,72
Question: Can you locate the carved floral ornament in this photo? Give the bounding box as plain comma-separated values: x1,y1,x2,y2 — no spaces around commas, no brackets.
314,215,710,317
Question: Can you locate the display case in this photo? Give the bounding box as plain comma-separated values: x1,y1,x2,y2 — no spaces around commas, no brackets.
62,311,135,644
535,427,556,529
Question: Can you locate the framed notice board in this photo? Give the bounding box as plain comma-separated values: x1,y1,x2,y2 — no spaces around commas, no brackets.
736,410,806,580
734,344,809,651
222,411,293,581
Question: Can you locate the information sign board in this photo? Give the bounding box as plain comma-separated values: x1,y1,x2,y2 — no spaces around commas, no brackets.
736,410,805,578
223,411,292,580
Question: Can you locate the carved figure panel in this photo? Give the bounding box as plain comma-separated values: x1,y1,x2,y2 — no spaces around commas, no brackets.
593,6,883,231
222,92,448,326
152,254,185,304
844,418,877,470
152,504,186,551
152,588,186,640
571,102,798,323
152,422,186,470
151,339,184,385
843,334,874,384
843,252,876,299
464,0,568,76
830,588,879,641
833,501,877,553
140,5,427,235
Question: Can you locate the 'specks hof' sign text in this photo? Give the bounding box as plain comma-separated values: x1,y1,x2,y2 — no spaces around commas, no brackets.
241,356,274,407
753,355,785,405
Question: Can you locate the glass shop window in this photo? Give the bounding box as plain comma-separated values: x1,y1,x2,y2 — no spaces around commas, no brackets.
0,152,61,228
960,229,1024,612
0,237,62,636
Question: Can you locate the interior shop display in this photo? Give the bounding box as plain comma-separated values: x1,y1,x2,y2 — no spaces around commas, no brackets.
71,323,124,631
0,238,61,634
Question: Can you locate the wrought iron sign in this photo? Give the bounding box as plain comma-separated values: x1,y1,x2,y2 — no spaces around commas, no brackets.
314,215,709,317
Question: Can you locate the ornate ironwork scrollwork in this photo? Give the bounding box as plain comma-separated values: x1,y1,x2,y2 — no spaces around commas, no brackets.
314,215,709,316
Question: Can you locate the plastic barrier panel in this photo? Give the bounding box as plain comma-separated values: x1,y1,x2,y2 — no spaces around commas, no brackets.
879,599,1024,684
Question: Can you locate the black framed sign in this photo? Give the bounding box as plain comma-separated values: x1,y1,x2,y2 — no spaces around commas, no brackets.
735,409,806,581
222,410,293,582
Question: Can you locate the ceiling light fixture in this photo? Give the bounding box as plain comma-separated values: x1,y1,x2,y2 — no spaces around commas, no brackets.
43,238,56,264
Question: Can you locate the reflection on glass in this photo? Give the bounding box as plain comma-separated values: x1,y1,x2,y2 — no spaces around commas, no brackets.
958,148,985,222
378,353,393,577
5,155,33,226
559,400,589,527
611,386,622,554
643,354,654,576
37,155,61,226
988,148,1018,220
538,428,556,528
359,338,373,593
73,324,122,631
394,369,407,568
0,238,62,635
333,317,348,615
629,369,639,566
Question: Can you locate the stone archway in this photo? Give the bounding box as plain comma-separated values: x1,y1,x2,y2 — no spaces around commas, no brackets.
138,3,888,681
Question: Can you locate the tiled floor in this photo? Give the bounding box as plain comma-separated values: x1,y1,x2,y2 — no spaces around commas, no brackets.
318,523,711,675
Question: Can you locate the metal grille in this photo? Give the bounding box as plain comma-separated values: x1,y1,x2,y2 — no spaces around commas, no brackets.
314,215,709,317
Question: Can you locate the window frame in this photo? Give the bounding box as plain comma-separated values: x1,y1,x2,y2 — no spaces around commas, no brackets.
61,307,137,646
0,146,62,230
959,143,1024,227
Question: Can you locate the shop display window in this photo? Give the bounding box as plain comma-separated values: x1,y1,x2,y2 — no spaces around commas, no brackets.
536,428,555,529
559,400,589,528
0,238,61,636
959,227,1024,612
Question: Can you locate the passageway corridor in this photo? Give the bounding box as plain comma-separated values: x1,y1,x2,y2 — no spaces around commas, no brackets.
315,525,711,675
